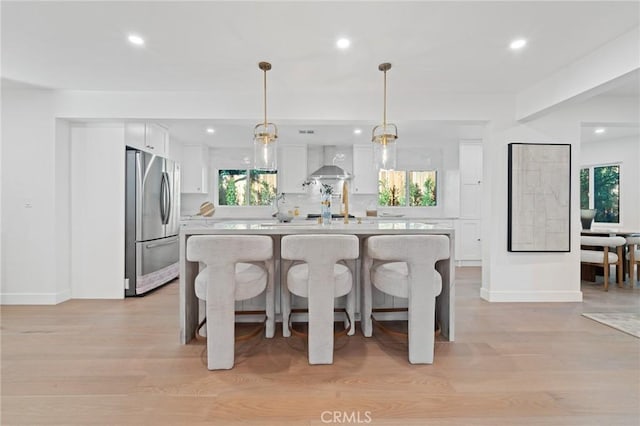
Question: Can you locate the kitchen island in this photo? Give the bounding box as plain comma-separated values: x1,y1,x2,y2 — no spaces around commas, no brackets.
179,220,455,344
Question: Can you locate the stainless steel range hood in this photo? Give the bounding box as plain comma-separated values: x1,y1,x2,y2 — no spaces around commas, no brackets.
309,164,351,180
308,146,352,180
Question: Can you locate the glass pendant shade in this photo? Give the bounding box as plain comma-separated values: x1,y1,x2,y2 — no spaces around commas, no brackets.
372,125,397,170
254,125,277,170
372,63,398,170
372,132,397,170
253,61,278,170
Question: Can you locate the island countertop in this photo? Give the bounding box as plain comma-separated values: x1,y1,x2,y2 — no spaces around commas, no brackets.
180,219,455,235
179,220,455,344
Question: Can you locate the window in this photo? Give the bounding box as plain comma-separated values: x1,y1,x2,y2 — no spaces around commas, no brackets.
580,164,620,223
218,169,277,206
378,170,437,207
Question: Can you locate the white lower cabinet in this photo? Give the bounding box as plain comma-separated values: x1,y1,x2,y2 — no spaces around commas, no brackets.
455,219,482,262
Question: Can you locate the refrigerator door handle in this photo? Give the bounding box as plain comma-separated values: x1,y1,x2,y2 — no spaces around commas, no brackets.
159,172,167,224
145,239,178,249
164,171,172,225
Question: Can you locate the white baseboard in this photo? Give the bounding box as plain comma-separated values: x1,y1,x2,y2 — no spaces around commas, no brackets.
480,287,583,302
1,291,71,305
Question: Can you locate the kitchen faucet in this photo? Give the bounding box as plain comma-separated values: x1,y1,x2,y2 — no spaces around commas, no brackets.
342,182,349,224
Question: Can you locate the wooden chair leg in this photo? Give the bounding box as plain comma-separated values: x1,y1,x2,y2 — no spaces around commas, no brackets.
603,247,609,291
617,246,623,287
631,244,638,284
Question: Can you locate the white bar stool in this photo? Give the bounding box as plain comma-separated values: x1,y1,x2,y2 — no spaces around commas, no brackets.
361,235,449,364
186,235,274,370
281,234,359,365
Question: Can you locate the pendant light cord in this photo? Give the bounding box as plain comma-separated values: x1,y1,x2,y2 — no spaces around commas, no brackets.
383,69,387,128
263,68,268,127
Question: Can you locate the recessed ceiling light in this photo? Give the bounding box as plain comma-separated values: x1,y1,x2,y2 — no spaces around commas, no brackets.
509,39,527,50
206,127,215,134
354,128,362,135
336,38,351,49
128,34,145,46
594,128,606,134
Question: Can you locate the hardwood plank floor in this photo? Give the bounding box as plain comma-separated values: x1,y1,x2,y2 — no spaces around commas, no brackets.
2,268,639,425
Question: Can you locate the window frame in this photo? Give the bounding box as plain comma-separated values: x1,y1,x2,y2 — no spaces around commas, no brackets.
216,168,278,207
378,169,439,208
579,162,622,225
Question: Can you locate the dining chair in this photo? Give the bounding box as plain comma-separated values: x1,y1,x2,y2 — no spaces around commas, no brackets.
625,236,640,285
281,234,359,365
361,235,449,364
186,235,274,370
580,235,626,291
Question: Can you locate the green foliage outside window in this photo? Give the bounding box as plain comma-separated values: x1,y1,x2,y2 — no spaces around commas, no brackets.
409,171,436,206
379,180,404,206
579,168,589,210
580,164,620,224
378,170,436,207
249,170,277,206
218,169,277,206
593,165,619,223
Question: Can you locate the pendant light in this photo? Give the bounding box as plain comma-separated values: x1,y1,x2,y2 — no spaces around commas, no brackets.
253,61,278,170
372,62,397,170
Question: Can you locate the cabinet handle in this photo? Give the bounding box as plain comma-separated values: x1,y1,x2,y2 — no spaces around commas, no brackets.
477,238,481,241
477,180,481,184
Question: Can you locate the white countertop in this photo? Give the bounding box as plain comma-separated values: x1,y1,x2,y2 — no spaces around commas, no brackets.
180,219,455,235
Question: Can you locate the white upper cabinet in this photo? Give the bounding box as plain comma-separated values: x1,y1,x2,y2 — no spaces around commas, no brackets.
125,122,168,157
459,141,482,218
278,144,307,193
181,145,209,194
352,145,378,194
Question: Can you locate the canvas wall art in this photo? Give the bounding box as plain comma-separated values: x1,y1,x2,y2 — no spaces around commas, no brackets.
508,143,571,252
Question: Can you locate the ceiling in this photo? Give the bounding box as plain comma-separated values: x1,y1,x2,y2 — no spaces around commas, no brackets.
2,1,638,146
581,124,640,144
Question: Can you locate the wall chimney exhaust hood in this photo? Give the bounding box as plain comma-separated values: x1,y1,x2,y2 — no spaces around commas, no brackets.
307,146,352,180
309,164,351,180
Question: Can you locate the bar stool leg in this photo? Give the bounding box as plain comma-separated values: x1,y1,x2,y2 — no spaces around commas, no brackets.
361,255,374,337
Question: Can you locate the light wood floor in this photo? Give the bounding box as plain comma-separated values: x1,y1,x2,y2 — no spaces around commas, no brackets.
2,268,639,425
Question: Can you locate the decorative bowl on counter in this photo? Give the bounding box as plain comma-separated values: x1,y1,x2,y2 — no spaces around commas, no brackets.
199,202,215,217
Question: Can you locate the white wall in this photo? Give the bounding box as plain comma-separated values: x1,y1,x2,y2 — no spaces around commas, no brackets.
481,113,582,302
1,88,68,303
188,140,461,219
55,119,71,300
580,136,640,230
70,123,125,299
1,86,636,304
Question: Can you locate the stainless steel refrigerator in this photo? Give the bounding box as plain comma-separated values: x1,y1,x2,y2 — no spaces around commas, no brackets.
125,148,180,296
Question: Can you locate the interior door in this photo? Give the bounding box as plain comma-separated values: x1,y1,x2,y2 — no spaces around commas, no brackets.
138,151,165,241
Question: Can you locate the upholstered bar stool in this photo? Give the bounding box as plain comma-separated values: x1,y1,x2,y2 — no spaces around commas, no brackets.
186,235,274,370
281,234,359,365
626,236,640,285
361,235,449,364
